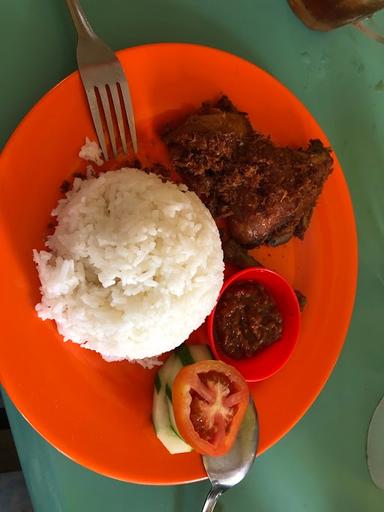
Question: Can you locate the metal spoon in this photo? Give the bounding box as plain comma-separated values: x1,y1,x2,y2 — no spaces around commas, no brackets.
201,399,258,512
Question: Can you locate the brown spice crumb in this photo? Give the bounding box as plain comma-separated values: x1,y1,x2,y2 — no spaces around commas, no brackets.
60,180,71,193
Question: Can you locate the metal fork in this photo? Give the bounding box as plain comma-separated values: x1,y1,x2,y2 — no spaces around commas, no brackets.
65,0,137,159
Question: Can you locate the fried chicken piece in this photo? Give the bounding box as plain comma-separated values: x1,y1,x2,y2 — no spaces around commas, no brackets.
221,235,264,269
163,96,333,246
228,138,333,247
163,96,259,216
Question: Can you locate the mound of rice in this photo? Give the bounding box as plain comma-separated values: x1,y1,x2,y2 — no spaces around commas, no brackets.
33,168,224,362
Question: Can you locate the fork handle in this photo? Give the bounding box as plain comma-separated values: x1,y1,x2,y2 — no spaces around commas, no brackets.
65,0,96,39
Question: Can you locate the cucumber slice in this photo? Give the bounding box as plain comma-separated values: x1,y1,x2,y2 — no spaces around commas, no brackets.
152,354,192,454
152,388,192,454
166,344,213,437
187,344,212,362
152,345,212,454
164,356,184,438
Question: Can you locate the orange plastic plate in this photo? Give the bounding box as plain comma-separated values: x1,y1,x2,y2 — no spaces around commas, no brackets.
0,43,357,484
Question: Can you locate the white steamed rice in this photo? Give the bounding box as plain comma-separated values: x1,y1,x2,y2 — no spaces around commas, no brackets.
78,137,104,166
33,168,224,362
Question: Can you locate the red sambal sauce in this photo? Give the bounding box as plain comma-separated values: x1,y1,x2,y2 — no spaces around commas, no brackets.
214,281,283,359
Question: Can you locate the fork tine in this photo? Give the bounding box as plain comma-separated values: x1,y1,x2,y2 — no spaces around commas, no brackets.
110,83,127,154
119,80,138,153
84,86,109,161
98,85,117,158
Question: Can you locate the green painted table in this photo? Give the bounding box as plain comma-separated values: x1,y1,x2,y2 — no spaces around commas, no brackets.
1,1,384,510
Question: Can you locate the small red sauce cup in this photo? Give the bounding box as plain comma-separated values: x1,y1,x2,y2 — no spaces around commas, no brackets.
207,268,301,382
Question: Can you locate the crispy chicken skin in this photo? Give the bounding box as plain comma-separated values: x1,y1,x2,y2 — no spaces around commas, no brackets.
163,96,333,248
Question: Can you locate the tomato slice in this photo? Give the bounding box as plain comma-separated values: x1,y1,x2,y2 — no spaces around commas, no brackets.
172,360,249,456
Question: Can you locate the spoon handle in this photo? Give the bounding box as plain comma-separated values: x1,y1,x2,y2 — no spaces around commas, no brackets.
201,486,224,512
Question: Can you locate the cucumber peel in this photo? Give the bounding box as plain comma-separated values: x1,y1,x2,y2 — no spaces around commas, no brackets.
152,344,212,454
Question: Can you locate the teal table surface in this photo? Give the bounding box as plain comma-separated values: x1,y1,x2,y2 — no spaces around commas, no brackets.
2,1,384,511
